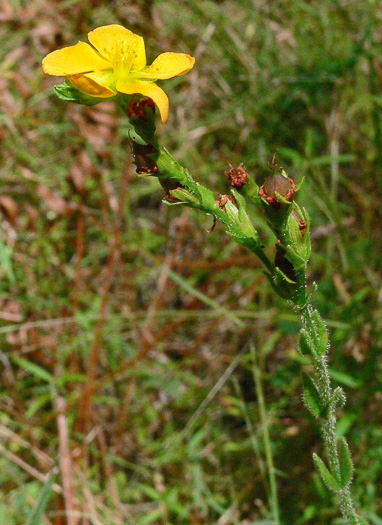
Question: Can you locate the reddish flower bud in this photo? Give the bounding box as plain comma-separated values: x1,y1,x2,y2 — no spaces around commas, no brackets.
259,172,296,208
128,97,156,121
225,165,249,188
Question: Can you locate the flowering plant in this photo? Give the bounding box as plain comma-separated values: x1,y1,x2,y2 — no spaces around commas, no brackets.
42,24,367,525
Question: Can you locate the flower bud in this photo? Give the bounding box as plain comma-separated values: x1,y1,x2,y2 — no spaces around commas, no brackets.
128,97,156,121
225,165,249,188
259,171,296,208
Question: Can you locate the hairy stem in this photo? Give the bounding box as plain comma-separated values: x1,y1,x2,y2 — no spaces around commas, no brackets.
301,306,360,525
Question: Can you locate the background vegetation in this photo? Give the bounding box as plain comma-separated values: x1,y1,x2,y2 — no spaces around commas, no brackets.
1,0,382,523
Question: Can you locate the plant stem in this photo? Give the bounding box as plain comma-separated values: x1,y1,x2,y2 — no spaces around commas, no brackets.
126,113,364,522
301,306,360,525
251,344,280,525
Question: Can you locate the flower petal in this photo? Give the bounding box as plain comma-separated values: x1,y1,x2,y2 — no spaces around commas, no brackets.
139,52,195,80
87,24,146,69
116,80,169,123
67,74,116,98
42,42,111,76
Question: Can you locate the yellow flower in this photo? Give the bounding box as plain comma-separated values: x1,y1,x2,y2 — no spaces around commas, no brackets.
42,24,195,123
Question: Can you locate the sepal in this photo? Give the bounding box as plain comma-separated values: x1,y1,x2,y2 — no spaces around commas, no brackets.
54,81,111,106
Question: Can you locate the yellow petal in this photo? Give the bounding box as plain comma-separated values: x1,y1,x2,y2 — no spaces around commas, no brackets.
139,52,195,80
116,80,169,123
42,42,111,76
88,24,146,70
67,74,116,98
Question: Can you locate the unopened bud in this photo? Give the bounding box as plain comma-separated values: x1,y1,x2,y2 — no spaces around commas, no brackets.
225,165,249,188
259,171,296,208
128,97,155,121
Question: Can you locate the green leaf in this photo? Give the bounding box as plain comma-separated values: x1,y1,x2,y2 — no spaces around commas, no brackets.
275,265,296,284
338,437,353,487
332,386,346,409
26,471,55,525
26,393,51,418
311,309,328,356
54,81,111,106
299,328,315,356
303,307,328,357
12,356,54,383
264,271,292,300
168,188,200,206
313,453,341,492
196,182,219,211
285,244,305,271
302,373,323,418
329,369,361,389
231,190,260,241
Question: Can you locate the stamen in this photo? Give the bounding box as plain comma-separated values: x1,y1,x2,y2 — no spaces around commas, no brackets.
112,38,139,79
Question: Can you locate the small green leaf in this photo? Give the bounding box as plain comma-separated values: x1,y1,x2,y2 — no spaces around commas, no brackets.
168,188,200,206
338,437,353,487
303,307,328,357
311,309,328,356
264,271,292,300
196,182,219,211
285,244,306,270
332,386,346,409
299,328,315,356
26,471,55,525
231,190,259,239
313,453,341,492
329,369,361,389
54,81,111,106
12,356,54,383
275,265,296,284
302,373,323,418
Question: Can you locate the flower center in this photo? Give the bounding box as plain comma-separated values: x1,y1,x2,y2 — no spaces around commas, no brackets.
112,39,139,79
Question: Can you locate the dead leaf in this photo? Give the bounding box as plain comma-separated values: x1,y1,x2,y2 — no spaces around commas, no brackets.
0,195,18,225
37,185,76,218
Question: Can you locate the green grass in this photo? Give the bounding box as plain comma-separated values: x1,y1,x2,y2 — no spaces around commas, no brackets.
0,0,382,523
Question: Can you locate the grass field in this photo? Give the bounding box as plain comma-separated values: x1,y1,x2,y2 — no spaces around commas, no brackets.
1,0,382,523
